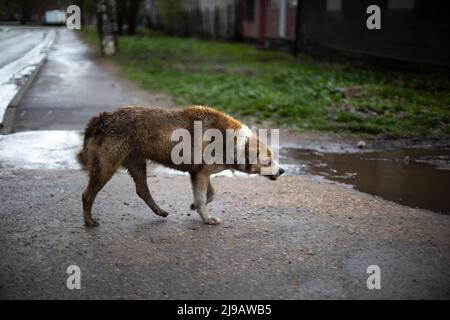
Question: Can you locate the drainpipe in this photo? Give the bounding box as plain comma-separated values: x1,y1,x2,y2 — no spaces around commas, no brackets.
278,0,286,38
258,0,267,47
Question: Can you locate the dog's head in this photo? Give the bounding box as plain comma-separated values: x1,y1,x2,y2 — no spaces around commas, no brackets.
234,130,285,181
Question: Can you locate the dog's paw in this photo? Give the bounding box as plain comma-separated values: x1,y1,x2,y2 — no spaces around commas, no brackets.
204,216,221,225
190,203,196,210
156,209,169,217
84,218,99,227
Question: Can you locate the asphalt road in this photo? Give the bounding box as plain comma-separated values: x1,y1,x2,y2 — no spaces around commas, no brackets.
0,170,449,299
0,27,48,68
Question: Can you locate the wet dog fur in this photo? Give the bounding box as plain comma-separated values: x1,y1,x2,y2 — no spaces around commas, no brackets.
77,105,284,226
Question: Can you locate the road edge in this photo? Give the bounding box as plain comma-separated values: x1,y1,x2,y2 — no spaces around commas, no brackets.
0,57,48,135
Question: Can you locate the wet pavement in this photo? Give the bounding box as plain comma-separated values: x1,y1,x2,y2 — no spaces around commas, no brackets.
0,170,449,299
0,27,49,68
0,26,55,124
11,28,172,132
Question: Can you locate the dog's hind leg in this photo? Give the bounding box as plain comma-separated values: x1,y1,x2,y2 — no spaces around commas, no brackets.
190,172,220,225
190,179,215,210
124,157,169,218
82,169,114,227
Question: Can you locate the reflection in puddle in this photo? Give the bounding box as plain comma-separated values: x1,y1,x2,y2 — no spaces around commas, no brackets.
281,148,450,214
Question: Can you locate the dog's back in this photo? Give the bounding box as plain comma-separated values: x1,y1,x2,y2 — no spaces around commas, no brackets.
77,105,243,173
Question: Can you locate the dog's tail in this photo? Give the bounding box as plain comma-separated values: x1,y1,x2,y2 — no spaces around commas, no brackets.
76,148,88,171
77,112,109,171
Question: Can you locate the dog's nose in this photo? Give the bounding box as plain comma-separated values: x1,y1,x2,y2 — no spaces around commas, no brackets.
279,168,285,176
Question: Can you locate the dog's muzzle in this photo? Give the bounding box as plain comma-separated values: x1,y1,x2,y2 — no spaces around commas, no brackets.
265,167,285,181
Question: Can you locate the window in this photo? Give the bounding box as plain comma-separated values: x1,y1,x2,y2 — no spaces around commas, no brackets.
326,0,342,11
388,0,415,9
245,0,255,22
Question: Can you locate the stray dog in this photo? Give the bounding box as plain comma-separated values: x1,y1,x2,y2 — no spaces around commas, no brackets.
77,105,284,226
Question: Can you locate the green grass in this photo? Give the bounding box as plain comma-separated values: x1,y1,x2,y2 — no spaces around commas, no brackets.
81,28,450,137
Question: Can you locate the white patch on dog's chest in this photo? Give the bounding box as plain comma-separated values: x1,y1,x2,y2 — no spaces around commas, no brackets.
236,125,252,152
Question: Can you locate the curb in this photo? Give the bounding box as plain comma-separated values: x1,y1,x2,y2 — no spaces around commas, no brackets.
0,58,47,134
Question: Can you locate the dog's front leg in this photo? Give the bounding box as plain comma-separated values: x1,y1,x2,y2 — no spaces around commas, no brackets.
191,173,220,225
190,179,215,210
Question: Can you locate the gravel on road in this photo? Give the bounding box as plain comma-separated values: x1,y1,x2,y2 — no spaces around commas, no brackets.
1,169,448,299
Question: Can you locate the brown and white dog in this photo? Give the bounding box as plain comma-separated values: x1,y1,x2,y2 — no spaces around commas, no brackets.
77,105,284,226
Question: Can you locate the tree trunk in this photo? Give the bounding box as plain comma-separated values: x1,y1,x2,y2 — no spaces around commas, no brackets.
116,0,127,35
96,0,118,56
126,0,141,35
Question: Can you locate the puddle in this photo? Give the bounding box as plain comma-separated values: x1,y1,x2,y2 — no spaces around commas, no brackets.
281,147,450,214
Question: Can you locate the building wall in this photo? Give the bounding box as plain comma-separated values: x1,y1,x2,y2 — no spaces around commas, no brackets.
265,0,297,40
299,0,450,67
196,0,236,39
143,0,236,39
143,0,450,68
265,1,279,39
240,0,298,43
241,0,262,39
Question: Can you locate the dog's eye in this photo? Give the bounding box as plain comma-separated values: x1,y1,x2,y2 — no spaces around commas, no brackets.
264,159,272,166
